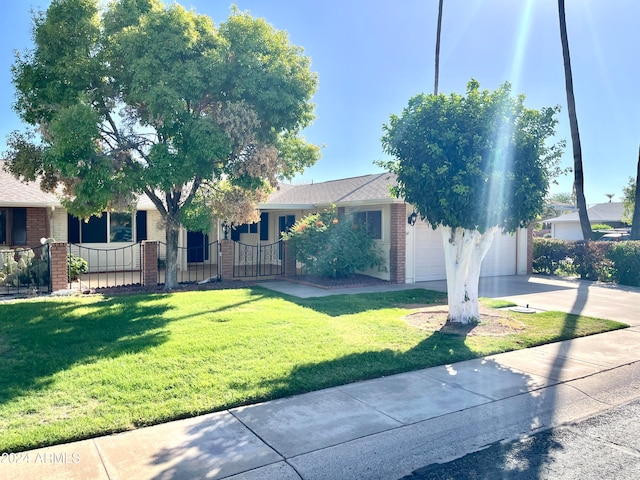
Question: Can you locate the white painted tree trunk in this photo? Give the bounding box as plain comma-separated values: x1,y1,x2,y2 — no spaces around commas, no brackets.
441,226,498,324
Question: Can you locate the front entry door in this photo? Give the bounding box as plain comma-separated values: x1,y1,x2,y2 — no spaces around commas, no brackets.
187,231,209,263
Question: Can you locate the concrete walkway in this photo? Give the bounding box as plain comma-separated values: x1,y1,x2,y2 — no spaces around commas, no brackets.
3,276,640,480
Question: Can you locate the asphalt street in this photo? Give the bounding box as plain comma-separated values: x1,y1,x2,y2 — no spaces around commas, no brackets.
401,397,640,480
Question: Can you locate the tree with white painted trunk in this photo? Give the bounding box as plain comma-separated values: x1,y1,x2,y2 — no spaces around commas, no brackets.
381,80,564,324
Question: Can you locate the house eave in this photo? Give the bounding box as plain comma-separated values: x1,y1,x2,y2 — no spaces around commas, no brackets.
0,201,59,209
259,203,315,210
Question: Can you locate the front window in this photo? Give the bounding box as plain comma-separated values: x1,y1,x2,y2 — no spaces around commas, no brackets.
355,210,382,240
68,212,136,243
110,212,132,242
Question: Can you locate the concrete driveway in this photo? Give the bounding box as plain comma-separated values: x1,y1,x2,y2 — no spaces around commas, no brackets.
419,275,640,327
263,274,640,326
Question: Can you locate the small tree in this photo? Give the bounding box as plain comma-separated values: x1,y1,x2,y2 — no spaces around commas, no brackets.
381,80,563,323
282,209,385,279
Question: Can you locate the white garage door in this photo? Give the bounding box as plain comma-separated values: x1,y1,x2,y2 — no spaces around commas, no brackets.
413,223,518,281
481,231,517,277
413,221,446,281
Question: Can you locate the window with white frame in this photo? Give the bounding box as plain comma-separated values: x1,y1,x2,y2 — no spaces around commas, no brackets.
354,210,382,240
68,212,136,243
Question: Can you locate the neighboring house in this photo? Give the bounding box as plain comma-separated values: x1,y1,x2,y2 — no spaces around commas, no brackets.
0,163,60,248
546,202,628,241
2,163,530,283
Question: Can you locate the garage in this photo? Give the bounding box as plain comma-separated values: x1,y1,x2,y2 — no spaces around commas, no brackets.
409,221,520,282
480,231,518,277
412,221,446,282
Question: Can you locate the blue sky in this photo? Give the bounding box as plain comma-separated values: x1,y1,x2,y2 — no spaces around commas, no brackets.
1,0,638,205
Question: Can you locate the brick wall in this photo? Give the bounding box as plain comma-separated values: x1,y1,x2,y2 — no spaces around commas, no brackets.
389,204,406,284
49,242,68,292
26,207,49,247
141,241,159,286
220,239,234,280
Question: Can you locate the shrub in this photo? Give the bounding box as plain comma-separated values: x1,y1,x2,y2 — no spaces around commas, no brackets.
607,241,640,286
532,238,573,275
282,208,385,279
573,241,612,281
67,253,89,281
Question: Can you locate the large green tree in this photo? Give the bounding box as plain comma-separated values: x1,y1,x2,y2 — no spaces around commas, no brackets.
5,0,320,288
381,80,563,324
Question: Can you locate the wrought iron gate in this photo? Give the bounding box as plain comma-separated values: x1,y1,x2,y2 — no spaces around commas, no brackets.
233,240,284,278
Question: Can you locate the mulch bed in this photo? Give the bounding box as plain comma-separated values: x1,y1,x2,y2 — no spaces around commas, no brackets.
92,279,257,296
68,274,388,296
286,274,392,290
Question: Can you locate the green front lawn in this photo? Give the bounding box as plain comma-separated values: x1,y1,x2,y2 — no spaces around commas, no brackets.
0,287,626,452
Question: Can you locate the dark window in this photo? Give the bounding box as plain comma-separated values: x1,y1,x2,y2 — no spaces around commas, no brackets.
12,208,27,245
260,212,269,241
136,211,148,242
231,222,259,241
278,215,295,237
0,209,6,244
68,214,80,243
355,210,382,240
278,215,295,260
231,223,247,241
81,215,108,243
110,212,132,242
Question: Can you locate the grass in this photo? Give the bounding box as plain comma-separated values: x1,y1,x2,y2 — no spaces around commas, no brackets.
0,287,627,453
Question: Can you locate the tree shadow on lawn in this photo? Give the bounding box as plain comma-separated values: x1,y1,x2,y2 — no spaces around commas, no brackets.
0,295,173,405
146,324,558,480
259,324,481,398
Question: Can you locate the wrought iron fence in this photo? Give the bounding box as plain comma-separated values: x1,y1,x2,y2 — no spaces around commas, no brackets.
233,240,284,278
157,240,220,285
68,243,142,290
0,244,51,297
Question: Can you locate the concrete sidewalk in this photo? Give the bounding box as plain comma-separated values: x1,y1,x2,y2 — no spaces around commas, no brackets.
3,276,640,480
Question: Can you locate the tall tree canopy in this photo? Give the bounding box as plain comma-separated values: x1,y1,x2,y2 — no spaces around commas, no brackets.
381,80,563,323
5,0,320,288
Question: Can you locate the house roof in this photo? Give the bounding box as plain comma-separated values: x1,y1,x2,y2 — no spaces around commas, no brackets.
2,161,402,212
262,172,400,209
546,202,626,224
0,161,61,208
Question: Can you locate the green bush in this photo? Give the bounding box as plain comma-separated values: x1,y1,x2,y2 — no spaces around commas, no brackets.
607,241,640,286
282,208,385,279
573,241,612,280
67,253,89,281
532,238,574,275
